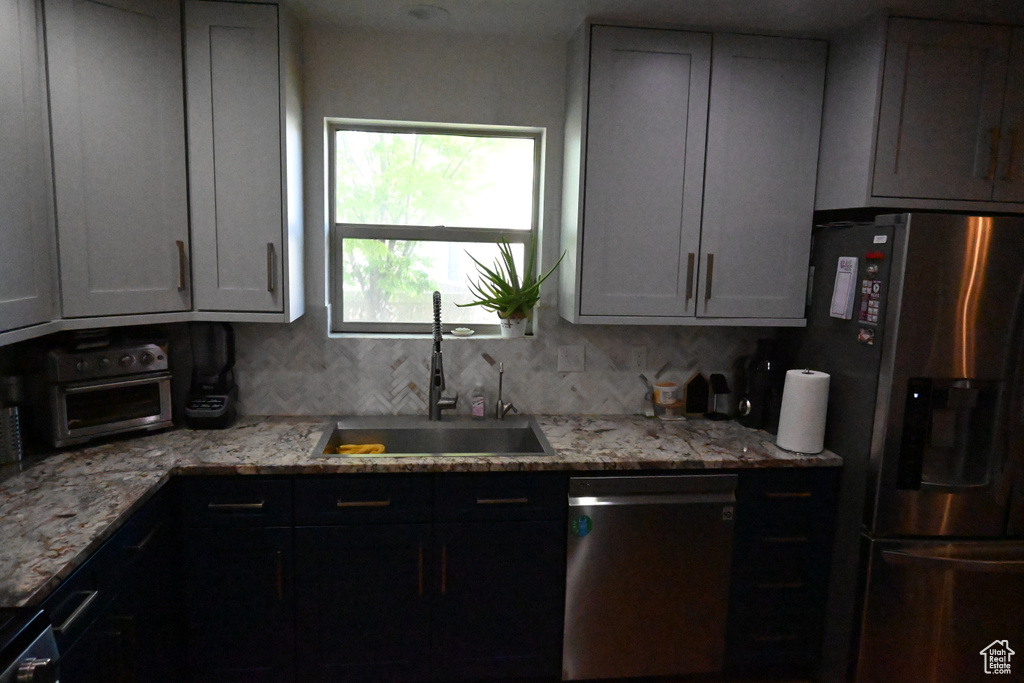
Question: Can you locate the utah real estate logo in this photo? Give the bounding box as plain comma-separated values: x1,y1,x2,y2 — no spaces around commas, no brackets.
980,640,1015,675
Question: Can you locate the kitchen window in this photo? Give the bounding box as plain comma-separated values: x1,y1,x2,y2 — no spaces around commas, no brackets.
328,121,543,334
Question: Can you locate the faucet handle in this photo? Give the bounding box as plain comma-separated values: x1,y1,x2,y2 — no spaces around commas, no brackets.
438,392,459,410
496,399,518,420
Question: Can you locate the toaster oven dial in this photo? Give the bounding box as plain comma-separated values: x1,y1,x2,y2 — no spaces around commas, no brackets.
140,351,155,366
98,357,112,370
75,360,89,374
119,354,135,368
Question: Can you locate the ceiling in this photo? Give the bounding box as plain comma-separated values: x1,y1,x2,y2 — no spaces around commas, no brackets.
287,0,1024,40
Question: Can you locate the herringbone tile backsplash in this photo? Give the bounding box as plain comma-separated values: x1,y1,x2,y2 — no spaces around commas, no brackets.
232,306,764,417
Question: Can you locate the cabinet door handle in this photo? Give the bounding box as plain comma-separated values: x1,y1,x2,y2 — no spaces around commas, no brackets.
476,497,529,505
206,501,265,511
276,550,283,601
1005,129,1018,181
55,590,99,636
417,546,424,597
685,252,695,304
267,243,276,293
176,240,187,291
704,253,714,306
336,499,391,508
986,127,1001,181
440,544,447,595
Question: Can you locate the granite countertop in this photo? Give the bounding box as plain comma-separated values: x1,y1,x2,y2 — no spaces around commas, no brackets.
0,415,840,607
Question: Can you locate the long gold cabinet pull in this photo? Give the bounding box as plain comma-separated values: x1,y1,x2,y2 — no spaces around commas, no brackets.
1005,129,1018,181
440,544,447,595
267,243,276,293
704,253,714,308
987,127,1001,181
417,546,424,597
176,240,187,291
685,252,695,305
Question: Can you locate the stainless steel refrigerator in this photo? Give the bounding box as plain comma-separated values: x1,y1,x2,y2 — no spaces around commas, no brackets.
791,213,1024,682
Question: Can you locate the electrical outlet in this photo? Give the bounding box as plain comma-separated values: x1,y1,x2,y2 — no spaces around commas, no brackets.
628,346,647,372
557,345,585,373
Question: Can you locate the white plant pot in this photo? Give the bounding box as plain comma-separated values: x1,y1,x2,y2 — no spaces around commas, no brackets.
499,316,527,339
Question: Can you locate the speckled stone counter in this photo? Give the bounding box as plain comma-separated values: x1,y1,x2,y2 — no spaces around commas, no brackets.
0,415,840,607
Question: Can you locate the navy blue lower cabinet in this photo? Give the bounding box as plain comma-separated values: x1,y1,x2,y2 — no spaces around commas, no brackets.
294,524,433,682
724,468,839,679
43,484,178,683
183,526,294,683
432,520,565,681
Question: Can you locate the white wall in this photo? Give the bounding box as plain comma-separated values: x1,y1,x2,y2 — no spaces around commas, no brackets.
231,23,763,416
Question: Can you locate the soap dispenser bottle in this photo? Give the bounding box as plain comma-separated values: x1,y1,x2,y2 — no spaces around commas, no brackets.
470,386,486,419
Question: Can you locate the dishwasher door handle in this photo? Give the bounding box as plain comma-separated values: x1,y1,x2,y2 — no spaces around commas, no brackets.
569,492,735,507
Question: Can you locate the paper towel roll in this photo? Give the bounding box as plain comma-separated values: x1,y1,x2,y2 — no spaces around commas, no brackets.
775,369,830,454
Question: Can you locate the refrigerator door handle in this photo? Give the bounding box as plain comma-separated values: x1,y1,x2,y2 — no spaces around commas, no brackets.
882,549,1024,573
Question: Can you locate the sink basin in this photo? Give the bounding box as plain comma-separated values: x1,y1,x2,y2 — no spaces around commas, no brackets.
314,415,555,457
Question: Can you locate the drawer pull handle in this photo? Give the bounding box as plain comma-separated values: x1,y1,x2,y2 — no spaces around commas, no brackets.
476,497,529,505
336,499,391,508
752,634,802,644
764,492,812,499
756,581,804,590
207,501,266,511
762,536,809,544
55,590,99,636
126,521,164,553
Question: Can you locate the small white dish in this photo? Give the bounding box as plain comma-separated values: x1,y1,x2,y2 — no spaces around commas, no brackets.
450,327,475,337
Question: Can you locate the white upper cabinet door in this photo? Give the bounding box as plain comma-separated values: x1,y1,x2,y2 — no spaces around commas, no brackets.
873,19,1010,201
0,0,57,332
186,1,283,313
579,26,711,317
46,0,190,317
994,28,1024,203
698,34,826,319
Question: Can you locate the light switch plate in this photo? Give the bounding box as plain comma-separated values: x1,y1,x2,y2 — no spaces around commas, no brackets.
558,345,585,373
628,346,647,372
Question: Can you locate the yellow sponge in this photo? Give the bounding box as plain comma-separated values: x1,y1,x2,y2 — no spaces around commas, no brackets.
333,443,386,455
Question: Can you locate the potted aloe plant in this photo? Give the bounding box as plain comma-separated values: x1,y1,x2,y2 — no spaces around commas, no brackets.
457,236,564,338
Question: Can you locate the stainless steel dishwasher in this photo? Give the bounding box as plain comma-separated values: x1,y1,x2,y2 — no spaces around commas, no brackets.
562,474,737,680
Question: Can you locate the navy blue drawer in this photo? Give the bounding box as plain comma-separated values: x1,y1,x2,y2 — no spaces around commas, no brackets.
293,475,432,526
434,473,566,522
179,476,292,527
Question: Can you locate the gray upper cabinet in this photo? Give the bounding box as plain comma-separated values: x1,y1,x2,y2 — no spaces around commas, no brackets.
560,24,825,325
46,0,191,318
699,34,826,319
995,29,1024,203
816,17,1024,211
576,27,710,318
185,0,303,321
0,0,57,333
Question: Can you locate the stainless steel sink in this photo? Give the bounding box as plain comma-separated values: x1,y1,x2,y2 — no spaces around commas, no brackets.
314,415,555,457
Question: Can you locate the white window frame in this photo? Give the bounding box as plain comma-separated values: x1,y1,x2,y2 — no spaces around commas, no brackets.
327,120,544,335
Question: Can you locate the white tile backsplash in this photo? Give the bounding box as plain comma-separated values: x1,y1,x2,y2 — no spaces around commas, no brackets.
232,306,766,416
